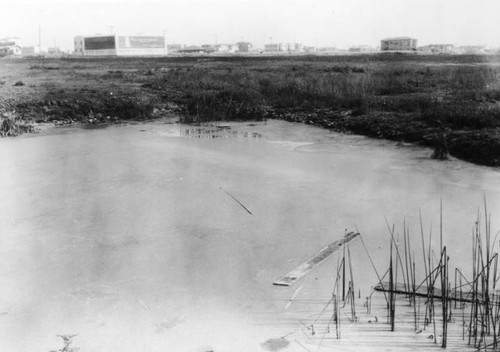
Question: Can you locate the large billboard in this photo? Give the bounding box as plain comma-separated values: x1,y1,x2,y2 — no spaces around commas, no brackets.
84,36,116,50
118,36,165,49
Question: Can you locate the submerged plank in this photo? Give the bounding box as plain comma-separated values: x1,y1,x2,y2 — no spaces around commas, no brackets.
273,231,359,286
374,281,482,303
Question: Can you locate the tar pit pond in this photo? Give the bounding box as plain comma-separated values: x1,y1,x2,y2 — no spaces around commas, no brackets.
0,119,499,352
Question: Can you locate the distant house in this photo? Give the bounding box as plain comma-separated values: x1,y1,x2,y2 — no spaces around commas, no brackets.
0,46,21,56
0,37,22,56
381,37,417,51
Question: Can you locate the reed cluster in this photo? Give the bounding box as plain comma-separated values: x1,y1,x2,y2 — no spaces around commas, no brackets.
375,200,500,349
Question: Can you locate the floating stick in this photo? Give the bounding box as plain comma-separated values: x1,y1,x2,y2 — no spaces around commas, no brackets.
220,187,252,214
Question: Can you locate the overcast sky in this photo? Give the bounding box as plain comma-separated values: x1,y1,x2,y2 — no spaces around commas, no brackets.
2,0,500,50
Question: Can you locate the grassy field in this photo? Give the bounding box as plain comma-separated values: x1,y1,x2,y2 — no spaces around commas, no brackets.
1,53,499,166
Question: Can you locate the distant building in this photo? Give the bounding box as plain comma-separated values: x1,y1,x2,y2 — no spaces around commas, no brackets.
48,47,63,55
21,46,42,56
317,46,341,53
167,44,183,53
456,45,486,54
381,37,417,51
214,44,238,53
201,44,216,53
348,45,374,53
418,44,454,54
74,36,84,55
285,43,302,53
264,42,302,53
303,46,316,53
178,46,207,54
74,34,167,56
0,37,22,56
264,43,282,53
236,42,252,52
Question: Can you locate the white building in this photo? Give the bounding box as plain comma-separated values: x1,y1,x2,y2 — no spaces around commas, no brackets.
21,46,42,56
418,44,455,54
74,34,168,56
74,36,84,55
214,44,238,53
264,42,302,53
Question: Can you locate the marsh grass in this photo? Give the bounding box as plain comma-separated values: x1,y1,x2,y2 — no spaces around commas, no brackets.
138,56,500,132
0,109,35,136
5,55,499,165
133,55,498,165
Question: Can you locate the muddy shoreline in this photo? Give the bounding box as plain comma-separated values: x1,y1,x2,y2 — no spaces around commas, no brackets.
1,55,499,166
268,107,500,167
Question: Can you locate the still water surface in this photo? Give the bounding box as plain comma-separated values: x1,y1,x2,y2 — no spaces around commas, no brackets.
0,119,499,351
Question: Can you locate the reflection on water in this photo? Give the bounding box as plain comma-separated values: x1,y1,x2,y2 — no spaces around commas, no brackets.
181,126,262,139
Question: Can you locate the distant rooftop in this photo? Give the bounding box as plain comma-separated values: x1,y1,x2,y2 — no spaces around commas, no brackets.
381,36,416,41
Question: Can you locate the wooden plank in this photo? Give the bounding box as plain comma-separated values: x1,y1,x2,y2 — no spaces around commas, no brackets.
273,231,360,286
374,281,481,303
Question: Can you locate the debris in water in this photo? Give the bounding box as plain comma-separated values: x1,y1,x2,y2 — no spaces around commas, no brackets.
219,187,252,215
261,338,290,351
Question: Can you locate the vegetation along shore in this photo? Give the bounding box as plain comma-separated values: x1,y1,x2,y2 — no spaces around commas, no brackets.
1,53,499,166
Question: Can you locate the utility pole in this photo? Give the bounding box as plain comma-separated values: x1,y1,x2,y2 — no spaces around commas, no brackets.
162,30,168,55
38,24,41,52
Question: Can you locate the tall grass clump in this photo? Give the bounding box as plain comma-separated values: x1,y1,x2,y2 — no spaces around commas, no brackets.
161,68,267,123
182,89,266,123
0,109,34,137
258,68,371,110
